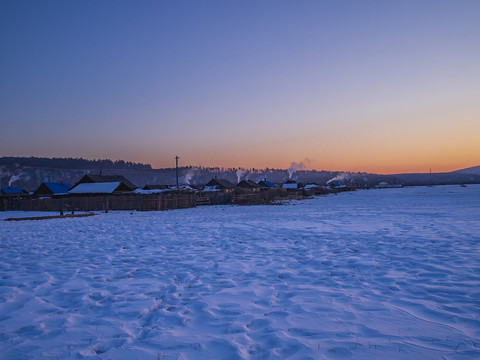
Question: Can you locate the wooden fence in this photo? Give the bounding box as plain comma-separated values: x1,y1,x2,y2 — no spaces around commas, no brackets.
0,192,196,212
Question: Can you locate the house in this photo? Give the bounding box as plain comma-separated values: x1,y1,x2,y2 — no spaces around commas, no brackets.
257,179,278,189
237,180,261,191
70,174,137,192
282,179,302,189
34,182,71,196
69,182,132,194
202,178,236,192
304,183,320,190
1,187,28,196
328,181,347,189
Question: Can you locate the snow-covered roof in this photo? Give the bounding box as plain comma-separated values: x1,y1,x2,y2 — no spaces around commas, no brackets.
69,182,123,194
79,174,137,189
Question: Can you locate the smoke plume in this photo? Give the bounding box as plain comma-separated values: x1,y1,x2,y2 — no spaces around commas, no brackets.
287,159,311,179
182,169,195,185
236,168,247,183
8,175,20,187
326,172,351,185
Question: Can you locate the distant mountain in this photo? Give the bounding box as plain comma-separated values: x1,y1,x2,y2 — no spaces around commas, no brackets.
452,165,480,176
384,165,480,186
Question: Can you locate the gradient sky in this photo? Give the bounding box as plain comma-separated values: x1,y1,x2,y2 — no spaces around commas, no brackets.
1,1,479,174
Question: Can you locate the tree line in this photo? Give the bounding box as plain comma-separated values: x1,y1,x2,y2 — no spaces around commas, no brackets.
0,157,152,170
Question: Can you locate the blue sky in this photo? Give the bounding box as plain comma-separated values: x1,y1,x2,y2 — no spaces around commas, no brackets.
1,1,479,173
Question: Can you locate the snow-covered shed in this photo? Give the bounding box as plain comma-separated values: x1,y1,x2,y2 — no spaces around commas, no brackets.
34,182,71,195
282,180,301,189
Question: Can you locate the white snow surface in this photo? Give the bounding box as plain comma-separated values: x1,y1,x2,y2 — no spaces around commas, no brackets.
1,185,480,359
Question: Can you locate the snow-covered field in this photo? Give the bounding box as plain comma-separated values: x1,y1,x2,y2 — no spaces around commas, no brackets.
1,185,479,359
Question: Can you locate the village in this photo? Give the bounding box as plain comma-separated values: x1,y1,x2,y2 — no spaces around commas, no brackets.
0,172,356,213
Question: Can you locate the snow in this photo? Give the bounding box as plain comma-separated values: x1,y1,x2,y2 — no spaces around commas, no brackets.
1,185,479,359
69,182,122,194
203,185,221,192
133,188,169,194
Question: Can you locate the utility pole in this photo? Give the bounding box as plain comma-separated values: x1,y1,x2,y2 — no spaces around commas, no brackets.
175,156,180,190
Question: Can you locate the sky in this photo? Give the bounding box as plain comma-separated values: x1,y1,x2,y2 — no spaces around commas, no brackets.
0,0,479,174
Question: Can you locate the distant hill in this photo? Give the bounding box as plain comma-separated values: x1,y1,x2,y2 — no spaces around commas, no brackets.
383,165,480,186
452,165,480,176
0,157,152,171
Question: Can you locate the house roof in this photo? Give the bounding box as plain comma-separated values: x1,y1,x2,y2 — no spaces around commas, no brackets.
1,187,25,194
43,182,71,194
237,180,261,188
69,182,123,194
258,180,277,188
204,178,236,189
76,174,137,190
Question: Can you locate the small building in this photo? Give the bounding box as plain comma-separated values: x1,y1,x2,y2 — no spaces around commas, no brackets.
69,182,132,194
257,180,278,189
304,183,320,190
203,178,236,192
237,180,261,191
328,181,347,189
34,182,71,196
71,174,137,191
1,187,28,196
282,180,301,189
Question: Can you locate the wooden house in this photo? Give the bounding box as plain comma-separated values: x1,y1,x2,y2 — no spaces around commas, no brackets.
203,178,236,192
282,179,302,190
237,180,261,192
257,180,278,189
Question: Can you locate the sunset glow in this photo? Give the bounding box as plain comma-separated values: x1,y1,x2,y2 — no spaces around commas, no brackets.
1,1,478,174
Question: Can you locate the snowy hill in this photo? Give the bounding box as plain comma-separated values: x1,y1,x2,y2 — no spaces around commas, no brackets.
453,165,480,175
